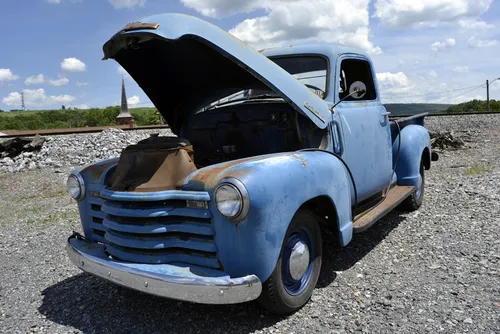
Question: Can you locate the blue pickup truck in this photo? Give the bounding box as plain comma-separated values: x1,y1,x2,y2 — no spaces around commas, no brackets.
66,13,437,314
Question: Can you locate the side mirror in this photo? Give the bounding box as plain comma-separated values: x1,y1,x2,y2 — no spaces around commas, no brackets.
331,81,367,111
349,81,367,99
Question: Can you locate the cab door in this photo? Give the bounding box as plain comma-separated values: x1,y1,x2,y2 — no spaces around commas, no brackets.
332,55,393,203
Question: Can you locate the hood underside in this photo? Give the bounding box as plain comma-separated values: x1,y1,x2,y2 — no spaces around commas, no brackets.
103,13,330,134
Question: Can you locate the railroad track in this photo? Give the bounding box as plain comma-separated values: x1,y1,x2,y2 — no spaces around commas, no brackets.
0,124,170,138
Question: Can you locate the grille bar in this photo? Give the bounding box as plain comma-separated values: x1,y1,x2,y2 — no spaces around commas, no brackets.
103,217,214,235
106,244,220,268
102,201,212,219
105,229,217,252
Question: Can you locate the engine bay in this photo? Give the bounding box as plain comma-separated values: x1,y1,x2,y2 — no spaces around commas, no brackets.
180,101,327,167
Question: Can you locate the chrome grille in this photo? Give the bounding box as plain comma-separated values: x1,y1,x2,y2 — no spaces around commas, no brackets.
91,189,219,269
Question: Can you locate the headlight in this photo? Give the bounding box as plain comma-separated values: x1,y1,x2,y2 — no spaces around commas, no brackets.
67,174,85,201
215,178,249,222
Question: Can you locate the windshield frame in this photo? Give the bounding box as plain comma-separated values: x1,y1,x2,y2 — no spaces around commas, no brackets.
200,53,331,113
267,53,331,101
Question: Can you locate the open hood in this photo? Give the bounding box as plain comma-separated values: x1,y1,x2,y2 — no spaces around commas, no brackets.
103,13,330,134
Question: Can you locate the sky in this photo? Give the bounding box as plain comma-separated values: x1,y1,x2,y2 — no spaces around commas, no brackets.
0,0,499,111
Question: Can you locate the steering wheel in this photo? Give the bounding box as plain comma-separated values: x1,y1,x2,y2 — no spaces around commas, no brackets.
304,84,326,98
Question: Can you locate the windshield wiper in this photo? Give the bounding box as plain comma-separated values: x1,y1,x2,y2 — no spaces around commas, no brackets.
205,93,282,111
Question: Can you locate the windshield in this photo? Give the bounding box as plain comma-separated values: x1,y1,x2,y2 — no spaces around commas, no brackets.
202,56,328,111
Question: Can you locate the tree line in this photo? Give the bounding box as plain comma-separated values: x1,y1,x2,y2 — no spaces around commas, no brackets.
0,107,163,130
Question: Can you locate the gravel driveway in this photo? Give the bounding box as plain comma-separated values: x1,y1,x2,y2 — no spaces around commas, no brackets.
0,114,499,334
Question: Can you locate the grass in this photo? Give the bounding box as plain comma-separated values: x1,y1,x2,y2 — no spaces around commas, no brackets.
465,164,493,176
18,189,67,201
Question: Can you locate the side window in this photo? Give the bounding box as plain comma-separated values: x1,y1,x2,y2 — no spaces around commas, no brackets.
339,59,376,101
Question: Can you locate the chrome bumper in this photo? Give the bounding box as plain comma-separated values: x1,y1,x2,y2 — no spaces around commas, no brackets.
66,233,262,304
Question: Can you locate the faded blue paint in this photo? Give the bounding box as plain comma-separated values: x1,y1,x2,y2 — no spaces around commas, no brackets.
392,124,432,187
182,151,353,281
69,13,434,296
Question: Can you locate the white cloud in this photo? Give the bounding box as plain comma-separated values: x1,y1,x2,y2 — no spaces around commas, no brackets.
182,0,381,54
68,104,89,109
458,19,494,30
2,88,76,108
127,95,140,105
374,0,493,28
76,81,88,86
453,66,469,73
431,38,456,51
428,70,437,78
468,36,498,48
376,72,411,95
61,57,86,72
118,65,129,77
47,0,61,3
0,69,20,81
181,0,261,18
108,0,145,9
24,74,45,85
49,77,69,87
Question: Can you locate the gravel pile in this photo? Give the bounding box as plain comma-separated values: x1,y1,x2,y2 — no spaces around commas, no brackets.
0,128,175,174
0,114,499,334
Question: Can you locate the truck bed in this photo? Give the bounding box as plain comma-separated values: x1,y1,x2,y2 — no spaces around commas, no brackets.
390,112,428,139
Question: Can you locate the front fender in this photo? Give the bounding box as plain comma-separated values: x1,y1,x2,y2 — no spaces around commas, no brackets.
183,151,353,282
393,124,431,187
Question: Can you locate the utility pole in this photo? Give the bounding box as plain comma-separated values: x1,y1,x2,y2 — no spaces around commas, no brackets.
486,80,490,112
21,92,25,111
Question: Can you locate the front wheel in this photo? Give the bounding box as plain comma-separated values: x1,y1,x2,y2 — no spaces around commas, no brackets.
257,208,322,315
401,159,425,211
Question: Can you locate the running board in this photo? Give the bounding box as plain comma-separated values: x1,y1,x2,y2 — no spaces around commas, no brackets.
353,185,415,233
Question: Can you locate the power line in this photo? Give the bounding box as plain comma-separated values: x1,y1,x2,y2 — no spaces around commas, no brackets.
400,83,485,98
438,84,486,103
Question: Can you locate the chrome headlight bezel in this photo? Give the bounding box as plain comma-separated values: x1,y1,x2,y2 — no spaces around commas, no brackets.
214,178,250,222
67,173,85,201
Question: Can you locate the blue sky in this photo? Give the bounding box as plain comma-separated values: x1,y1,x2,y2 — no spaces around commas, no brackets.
0,0,499,111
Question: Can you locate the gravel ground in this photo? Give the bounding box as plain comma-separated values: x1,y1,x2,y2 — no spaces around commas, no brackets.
0,128,174,173
0,114,499,334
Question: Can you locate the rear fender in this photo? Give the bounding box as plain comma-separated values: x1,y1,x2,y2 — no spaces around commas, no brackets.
392,124,431,187
183,151,353,282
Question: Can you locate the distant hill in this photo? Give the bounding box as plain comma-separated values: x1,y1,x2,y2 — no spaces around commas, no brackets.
384,103,453,116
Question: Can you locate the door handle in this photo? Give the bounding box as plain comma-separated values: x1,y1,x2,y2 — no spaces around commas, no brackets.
332,121,344,155
381,111,391,116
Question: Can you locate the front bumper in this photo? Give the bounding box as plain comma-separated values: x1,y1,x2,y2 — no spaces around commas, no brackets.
66,233,262,304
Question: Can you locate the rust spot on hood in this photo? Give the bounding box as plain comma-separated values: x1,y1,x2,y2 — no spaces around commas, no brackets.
190,157,257,188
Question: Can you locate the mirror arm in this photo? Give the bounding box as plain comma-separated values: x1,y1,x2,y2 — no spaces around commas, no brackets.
330,88,367,112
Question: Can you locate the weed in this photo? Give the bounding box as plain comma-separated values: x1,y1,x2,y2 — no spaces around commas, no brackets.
465,164,493,175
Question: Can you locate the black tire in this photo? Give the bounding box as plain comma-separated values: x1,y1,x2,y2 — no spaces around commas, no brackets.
401,159,425,211
257,208,322,315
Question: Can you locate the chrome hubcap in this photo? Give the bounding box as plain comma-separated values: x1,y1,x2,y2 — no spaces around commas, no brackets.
288,241,310,280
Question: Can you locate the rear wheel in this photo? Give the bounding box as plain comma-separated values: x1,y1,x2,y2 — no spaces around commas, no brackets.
257,208,322,315
401,159,425,211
